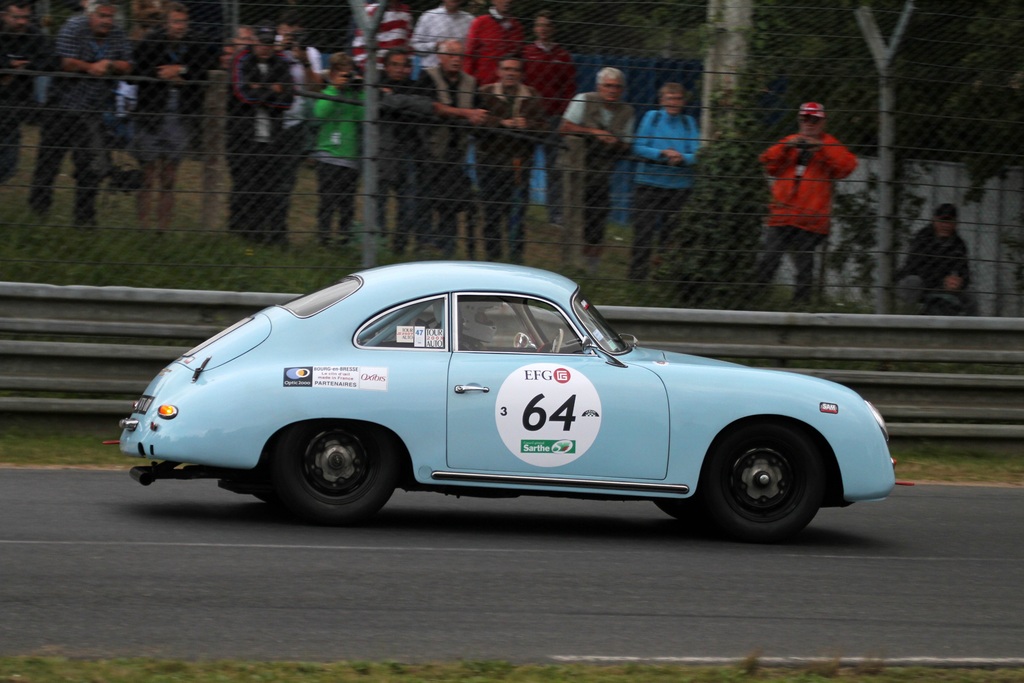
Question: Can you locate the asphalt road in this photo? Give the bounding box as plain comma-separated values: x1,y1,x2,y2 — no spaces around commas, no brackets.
1,469,1022,664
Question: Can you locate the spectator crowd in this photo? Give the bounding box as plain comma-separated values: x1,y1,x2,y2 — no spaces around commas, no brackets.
0,0,974,310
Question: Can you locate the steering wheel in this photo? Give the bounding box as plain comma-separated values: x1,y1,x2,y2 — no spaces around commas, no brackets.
551,328,564,353
513,332,535,350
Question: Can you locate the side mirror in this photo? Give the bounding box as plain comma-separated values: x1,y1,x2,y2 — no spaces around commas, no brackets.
620,333,638,349
580,336,627,368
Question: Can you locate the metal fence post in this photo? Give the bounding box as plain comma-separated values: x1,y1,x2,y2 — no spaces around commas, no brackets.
201,70,227,230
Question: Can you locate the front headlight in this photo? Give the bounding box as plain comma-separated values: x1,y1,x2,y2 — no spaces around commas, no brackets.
865,400,888,442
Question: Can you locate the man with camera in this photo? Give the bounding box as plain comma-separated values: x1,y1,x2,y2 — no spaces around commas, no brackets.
755,102,857,305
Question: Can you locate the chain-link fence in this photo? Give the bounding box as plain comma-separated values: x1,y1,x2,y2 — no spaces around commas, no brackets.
1,0,1021,315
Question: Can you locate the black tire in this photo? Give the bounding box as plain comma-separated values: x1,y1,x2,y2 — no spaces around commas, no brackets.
271,421,399,525
701,422,825,543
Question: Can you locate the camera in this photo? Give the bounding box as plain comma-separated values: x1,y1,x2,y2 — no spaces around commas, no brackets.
796,139,813,166
282,31,306,49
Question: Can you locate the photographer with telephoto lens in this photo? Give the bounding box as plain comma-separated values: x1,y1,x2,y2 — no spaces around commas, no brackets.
754,102,857,306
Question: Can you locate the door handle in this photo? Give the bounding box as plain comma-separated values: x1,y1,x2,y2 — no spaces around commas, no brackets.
454,384,490,394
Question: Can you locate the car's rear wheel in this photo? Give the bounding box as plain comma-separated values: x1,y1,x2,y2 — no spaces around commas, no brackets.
271,421,399,525
702,422,825,543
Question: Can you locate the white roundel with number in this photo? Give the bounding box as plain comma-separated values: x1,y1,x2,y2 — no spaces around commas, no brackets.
494,363,602,467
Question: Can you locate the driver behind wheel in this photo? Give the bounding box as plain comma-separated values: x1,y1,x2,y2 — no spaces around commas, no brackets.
459,300,498,350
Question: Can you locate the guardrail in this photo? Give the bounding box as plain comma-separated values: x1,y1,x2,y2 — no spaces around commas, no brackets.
2,281,1023,442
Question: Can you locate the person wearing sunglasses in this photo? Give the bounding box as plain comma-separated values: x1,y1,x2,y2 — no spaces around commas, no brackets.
756,101,857,306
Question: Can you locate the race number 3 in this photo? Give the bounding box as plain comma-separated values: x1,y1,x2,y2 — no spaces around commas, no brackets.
495,364,602,467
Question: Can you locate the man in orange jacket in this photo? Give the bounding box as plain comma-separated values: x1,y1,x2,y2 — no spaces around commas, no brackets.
755,102,857,305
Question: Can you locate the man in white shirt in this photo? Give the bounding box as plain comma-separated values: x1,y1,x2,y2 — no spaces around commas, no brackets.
410,0,472,70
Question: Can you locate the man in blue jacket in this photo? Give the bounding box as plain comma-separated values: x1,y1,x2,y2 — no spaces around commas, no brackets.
629,82,700,280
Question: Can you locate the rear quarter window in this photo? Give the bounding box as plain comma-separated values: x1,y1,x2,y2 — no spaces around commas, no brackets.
281,277,362,318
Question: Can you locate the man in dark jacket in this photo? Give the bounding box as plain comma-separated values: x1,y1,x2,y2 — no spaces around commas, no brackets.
378,47,433,254
226,24,293,244
896,203,977,315
0,0,53,184
132,2,210,229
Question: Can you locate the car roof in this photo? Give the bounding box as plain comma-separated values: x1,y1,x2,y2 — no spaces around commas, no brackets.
355,261,581,303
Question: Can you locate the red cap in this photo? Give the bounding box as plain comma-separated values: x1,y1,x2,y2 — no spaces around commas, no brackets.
799,102,826,118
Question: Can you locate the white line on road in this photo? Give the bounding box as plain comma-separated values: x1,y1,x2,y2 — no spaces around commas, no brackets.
551,656,1024,667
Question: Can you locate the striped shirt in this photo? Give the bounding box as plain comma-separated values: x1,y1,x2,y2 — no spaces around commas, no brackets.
351,2,413,71
53,14,131,112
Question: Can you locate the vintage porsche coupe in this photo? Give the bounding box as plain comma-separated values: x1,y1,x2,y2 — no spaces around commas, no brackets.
119,261,895,542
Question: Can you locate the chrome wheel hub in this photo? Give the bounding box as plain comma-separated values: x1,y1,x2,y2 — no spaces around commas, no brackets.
317,438,359,483
733,448,790,509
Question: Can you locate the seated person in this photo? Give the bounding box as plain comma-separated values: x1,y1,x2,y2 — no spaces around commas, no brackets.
457,297,580,352
458,300,499,351
895,203,978,316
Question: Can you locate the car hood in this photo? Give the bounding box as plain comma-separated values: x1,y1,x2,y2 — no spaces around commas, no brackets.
177,313,273,371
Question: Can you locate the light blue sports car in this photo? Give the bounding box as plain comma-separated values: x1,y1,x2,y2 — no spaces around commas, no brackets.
119,261,894,542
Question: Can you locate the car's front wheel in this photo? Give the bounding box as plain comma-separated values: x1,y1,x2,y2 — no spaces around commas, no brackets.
701,422,825,543
271,421,399,525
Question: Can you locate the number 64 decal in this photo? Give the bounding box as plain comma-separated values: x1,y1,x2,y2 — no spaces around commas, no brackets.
521,393,576,431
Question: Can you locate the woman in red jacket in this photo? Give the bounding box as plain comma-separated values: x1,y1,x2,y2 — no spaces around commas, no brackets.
756,102,857,305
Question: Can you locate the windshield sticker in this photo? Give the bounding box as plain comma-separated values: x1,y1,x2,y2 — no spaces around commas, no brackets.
397,326,445,348
416,327,445,348
284,366,388,391
494,363,602,467
397,326,415,344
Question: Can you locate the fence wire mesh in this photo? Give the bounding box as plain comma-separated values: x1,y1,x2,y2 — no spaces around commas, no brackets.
0,0,1021,315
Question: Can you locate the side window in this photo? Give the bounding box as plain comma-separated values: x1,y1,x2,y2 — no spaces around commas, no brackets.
523,298,583,354
355,297,447,349
456,295,582,353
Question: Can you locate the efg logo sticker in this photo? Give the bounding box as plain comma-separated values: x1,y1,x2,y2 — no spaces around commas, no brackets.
819,402,839,414
284,367,313,387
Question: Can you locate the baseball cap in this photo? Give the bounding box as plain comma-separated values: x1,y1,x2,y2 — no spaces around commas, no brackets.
799,102,826,118
934,203,958,220
255,25,276,44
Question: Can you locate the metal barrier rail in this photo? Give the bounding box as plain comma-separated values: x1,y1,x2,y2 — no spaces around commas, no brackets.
2,281,1023,441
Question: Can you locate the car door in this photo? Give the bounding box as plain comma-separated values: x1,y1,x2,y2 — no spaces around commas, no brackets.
445,294,670,480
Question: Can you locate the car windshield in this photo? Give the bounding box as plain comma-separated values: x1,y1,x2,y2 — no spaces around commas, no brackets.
281,277,362,318
572,292,629,354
